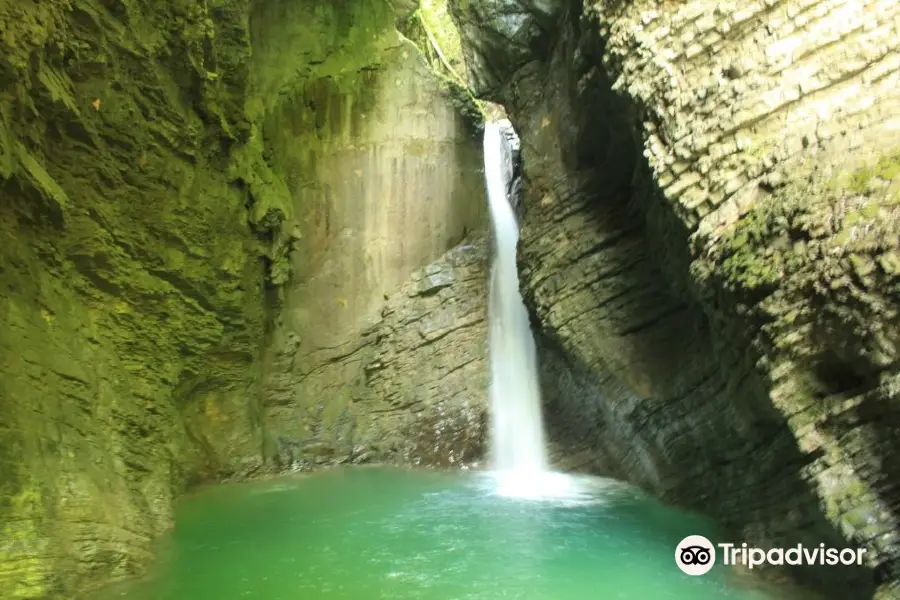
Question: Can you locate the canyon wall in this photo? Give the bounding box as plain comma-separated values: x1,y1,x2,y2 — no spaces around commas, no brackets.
263,237,490,470
251,0,489,470
0,1,269,596
450,0,900,597
0,0,488,597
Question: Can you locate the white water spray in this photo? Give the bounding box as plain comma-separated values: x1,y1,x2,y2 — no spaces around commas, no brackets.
483,121,549,476
481,121,612,503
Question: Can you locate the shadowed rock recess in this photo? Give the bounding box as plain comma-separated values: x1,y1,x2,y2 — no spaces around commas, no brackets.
0,0,487,597
449,0,900,597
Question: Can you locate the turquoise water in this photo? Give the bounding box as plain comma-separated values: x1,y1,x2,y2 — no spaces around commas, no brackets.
92,468,796,600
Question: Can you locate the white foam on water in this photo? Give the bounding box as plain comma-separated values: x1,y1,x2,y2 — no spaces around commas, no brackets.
484,470,632,507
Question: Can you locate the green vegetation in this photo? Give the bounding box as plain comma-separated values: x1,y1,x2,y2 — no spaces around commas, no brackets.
0,0,489,597
716,144,900,297
874,151,900,181
402,0,468,80
250,0,399,115
831,148,900,196
399,1,486,132
719,199,799,293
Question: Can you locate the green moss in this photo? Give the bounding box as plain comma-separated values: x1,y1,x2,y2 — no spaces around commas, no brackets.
398,2,485,134
877,251,900,275
441,73,487,135
228,123,293,233
831,147,900,197
833,230,851,246
0,2,274,594
400,0,468,79
849,253,874,278
719,203,790,292
847,165,874,195
859,202,879,219
418,0,466,73
874,151,900,181
731,231,749,248
251,0,399,114
0,469,47,598
13,142,70,218
886,189,900,206
822,474,871,525
1,1,488,597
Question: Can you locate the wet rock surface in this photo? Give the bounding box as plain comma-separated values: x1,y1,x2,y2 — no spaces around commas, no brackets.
451,0,900,597
254,0,489,474
263,239,489,470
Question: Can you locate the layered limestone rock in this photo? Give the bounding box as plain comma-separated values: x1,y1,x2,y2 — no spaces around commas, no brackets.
264,239,489,468
0,0,489,597
255,0,489,464
450,0,900,597
0,1,270,596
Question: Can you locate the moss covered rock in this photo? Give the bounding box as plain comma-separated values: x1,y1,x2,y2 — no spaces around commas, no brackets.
252,0,488,472
0,0,487,596
0,0,274,595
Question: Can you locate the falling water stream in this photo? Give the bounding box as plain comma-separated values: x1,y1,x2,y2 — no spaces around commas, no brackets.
483,120,549,476
482,121,594,502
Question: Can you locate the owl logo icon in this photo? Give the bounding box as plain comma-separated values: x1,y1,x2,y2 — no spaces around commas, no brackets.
675,535,716,575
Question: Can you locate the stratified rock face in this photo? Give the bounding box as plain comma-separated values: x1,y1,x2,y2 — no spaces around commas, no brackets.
265,240,489,468
451,0,900,597
254,0,489,465
0,1,270,597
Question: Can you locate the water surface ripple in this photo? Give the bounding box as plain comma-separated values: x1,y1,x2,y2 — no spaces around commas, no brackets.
91,468,793,600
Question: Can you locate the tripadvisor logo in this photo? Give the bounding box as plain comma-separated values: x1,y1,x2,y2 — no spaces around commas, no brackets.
676,535,716,575
675,535,868,576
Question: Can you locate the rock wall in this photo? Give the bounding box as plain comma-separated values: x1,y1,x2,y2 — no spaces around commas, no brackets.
249,0,489,469
0,0,490,597
450,0,900,597
264,238,490,469
260,49,485,352
0,0,272,596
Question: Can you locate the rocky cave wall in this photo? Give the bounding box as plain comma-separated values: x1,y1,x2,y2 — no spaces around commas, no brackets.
0,0,490,597
450,0,900,597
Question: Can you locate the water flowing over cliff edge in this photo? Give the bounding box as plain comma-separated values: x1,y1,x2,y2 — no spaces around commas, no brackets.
484,120,549,475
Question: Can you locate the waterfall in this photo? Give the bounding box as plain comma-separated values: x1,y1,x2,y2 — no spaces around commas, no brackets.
483,120,549,475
